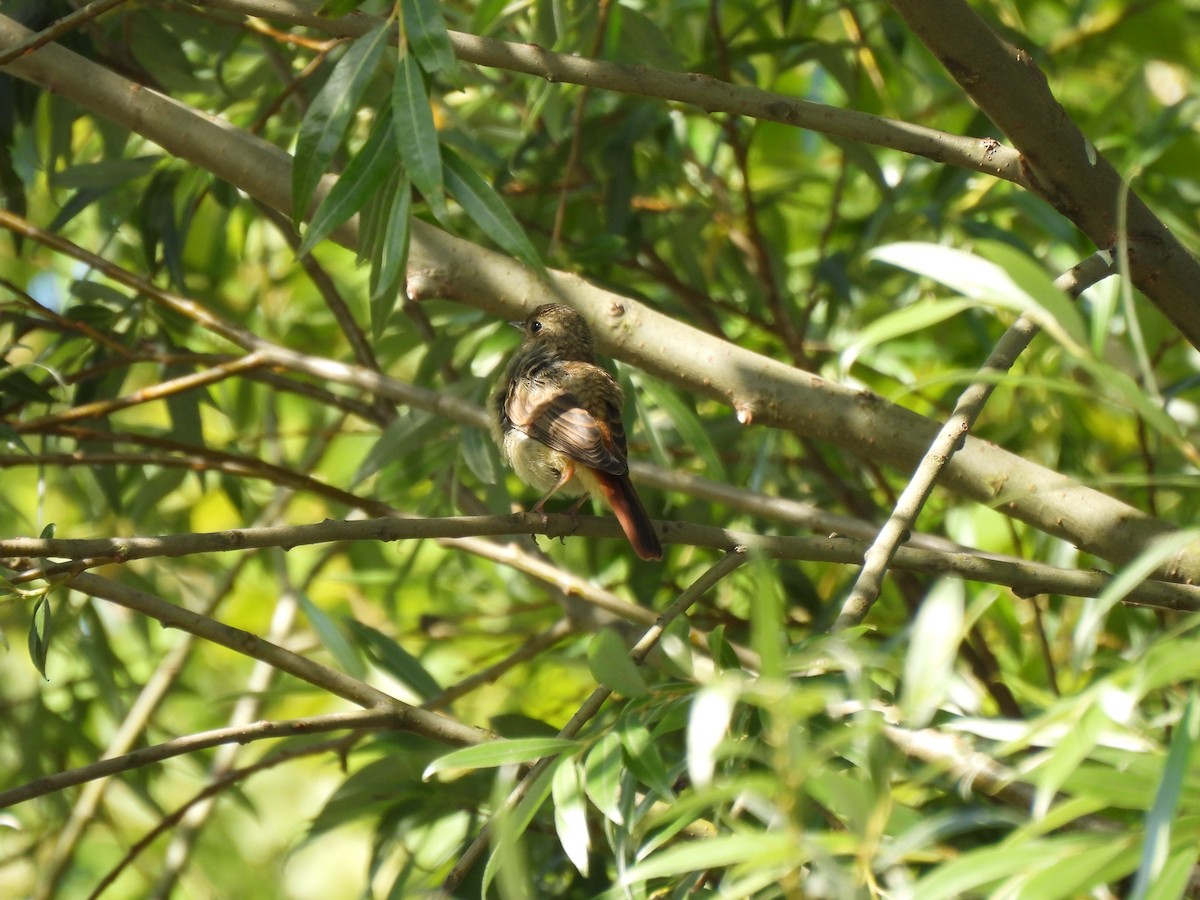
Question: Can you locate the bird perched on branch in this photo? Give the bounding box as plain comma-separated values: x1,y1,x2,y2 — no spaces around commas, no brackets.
491,303,663,561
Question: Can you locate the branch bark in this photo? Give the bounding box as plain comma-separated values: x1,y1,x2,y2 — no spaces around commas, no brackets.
2,13,1198,583
886,0,1200,348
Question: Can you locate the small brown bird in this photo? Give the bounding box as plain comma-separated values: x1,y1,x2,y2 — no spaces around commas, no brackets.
491,304,663,561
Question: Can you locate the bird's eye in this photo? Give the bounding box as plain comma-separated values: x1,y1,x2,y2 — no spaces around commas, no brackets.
530,320,543,334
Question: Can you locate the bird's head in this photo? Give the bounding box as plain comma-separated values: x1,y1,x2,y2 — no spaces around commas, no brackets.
513,304,596,361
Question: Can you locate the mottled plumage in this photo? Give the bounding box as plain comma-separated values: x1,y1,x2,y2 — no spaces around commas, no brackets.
491,304,662,561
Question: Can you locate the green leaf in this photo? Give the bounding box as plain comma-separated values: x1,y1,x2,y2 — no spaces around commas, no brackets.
392,48,447,217
586,628,648,698
621,831,795,884
298,593,365,680
441,147,541,270
686,679,737,788
481,759,554,897
293,23,390,227
162,361,206,450
299,106,396,257
401,0,457,75
368,174,412,326
583,731,624,825
838,297,975,374
53,155,160,190
1032,701,1108,820
633,373,727,482
423,737,578,780
460,424,500,485
551,755,590,875
0,422,31,456
869,241,1087,349
345,619,441,701
1129,692,1200,900
900,579,964,727
619,722,674,798
28,595,52,680
1072,529,1200,669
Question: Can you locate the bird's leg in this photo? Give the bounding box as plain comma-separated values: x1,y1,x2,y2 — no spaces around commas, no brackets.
564,494,589,535
530,463,576,524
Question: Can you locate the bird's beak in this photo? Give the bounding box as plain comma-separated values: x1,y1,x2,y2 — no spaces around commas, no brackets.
508,319,523,330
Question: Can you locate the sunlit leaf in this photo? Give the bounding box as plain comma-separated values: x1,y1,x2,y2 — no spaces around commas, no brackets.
293,23,390,226
442,147,541,270
298,592,365,680
423,738,578,780
401,0,457,75
583,732,624,825
27,595,52,680
551,755,589,875
392,48,447,218
299,106,396,257
900,579,964,727
587,628,647,698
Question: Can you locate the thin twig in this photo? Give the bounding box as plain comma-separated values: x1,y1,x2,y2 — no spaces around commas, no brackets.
86,734,361,900
0,708,405,808
186,0,1026,186
0,0,130,66
9,511,1200,613
833,252,1116,629
63,572,491,746
439,550,747,893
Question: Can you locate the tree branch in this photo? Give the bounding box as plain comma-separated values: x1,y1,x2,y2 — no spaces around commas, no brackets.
64,572,492,747
1,17,1197,583
886,0,1200,349
8,516,1200,613
190,0,1023,186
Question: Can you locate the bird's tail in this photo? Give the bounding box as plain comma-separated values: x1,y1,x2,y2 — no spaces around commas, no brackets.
591,471,663,561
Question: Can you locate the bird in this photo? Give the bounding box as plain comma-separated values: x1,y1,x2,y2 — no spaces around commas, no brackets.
490,303,663,561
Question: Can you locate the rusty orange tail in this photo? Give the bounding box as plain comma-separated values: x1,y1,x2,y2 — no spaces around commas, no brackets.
592,470,663,561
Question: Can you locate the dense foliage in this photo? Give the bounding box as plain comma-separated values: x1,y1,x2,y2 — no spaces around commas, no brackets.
3,0,1200,897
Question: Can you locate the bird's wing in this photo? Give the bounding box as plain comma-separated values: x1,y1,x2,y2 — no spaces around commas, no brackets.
505,375,628,476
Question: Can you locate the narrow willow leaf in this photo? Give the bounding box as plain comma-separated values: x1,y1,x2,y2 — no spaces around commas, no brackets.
551,756,590,875
461,424,500,485
620,832,795,885
583,731,624,825
298,107,396,257
293,23,390,226
1128,692,1200,900
482,761,554,897
28,596,52,680
1032,701,1108,820
1073,530,1200,670
687,680,737,788
423,737,578,780
901,579,964,727
401,0,457,75
298,592,365,680
442,147,541,270
392,49,446,218
634,374,726,482
587,628,648,698
839,298,975,375
619,722,674,798
869,241,1087,349
346,619,441,700
369,175,412,334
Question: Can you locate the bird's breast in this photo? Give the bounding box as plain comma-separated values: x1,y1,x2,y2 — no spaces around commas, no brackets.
503,428,584,496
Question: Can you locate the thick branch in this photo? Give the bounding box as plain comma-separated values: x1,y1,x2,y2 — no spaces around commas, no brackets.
887,0,1200,349
2,15,1198,582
